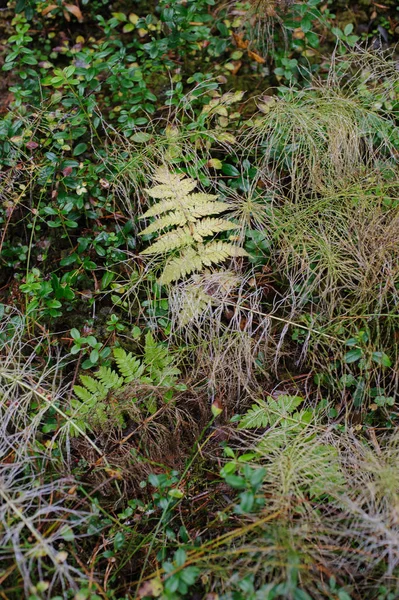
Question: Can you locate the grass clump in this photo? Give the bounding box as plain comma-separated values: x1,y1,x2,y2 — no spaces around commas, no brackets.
0,310,91,598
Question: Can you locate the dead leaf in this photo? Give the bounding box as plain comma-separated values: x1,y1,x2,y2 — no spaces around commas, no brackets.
231,61,242,76
233,32,249,49
104,467,123,480
293,28,305,39
64,4,84,22
99,178,110,188
62,166,73,177
247,49,266,64
42,4,57,16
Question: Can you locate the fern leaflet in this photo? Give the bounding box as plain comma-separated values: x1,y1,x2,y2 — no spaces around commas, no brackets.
113,347,145,382
239,399,270,429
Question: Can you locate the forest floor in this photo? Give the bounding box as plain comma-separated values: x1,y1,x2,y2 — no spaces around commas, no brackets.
0,1,399,599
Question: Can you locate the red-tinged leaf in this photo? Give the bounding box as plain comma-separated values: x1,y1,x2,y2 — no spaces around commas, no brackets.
42,4,57,16
64,3,84,22
62,166,73,177
26,141,38,150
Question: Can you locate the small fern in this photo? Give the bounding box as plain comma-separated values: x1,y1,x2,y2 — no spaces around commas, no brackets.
238,395,315,453
239,396,344,498
239,395,305,430
139,167,248,284
143,331,180,386
113,348,145,382
69,333,181,435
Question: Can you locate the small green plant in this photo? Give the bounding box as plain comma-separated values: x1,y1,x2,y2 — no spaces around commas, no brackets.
220,454,267,514
139,167,248,284
70,328,111,369
19,268,63,319
106,313,125,334
70,331,181,434
238,394,311,431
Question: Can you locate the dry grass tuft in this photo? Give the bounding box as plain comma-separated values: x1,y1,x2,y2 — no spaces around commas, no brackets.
168,271,273,406
0,309,91,598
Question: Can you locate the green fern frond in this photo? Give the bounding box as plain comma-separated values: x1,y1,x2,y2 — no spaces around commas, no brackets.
113,347,145,382
73,385,96,403
79,375,108,399
239,396,305,430
71,335,183,435
267,395,303,426
144,331,180,386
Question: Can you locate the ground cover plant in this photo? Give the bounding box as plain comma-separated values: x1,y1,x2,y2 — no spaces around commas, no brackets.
0,0,399,599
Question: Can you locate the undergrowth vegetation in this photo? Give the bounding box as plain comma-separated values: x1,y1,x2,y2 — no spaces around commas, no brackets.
0,0,399,598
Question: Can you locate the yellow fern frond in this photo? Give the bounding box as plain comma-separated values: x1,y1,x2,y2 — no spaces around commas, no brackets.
175,284,214,326
141,198,178,218
153,166,186,185
186,192,222,206
140,167,250,284
189,200,232,218
145,178,197,199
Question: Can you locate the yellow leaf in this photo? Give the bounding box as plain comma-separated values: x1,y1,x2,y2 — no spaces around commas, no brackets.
128,13,139,25
104,468,123,480
138,578,163,598
208,159,223,169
